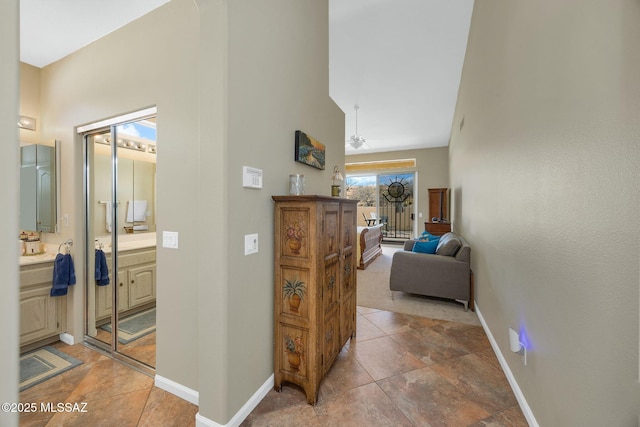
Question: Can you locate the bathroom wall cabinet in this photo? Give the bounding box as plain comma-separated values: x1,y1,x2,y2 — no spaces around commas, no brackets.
96,247,156,321
272,195,358,404
20,261,67,351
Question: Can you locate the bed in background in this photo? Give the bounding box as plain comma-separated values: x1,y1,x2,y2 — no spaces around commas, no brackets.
357,224,384,270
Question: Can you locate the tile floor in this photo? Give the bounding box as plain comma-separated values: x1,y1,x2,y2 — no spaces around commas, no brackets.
19,306,527,426
94,329,156,368
242,306,528,427
19,342,197,427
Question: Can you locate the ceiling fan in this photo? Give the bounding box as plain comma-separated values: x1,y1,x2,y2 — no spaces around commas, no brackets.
346,105,368,149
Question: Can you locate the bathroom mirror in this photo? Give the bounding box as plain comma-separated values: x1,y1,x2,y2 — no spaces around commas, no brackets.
83,112,158,370
20,141,59,233
93,144,156,237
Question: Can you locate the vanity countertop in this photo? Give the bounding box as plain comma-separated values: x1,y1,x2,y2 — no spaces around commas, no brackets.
100,239,156,254
19,251,58,266
19,239,157,266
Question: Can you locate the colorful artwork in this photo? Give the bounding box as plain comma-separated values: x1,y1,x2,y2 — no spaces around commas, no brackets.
295,130,325,170
283,278,306,313
284,333,305,373
285,221,305,254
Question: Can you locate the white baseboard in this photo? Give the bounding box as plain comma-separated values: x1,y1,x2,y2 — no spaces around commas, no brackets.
155,374,199,406
195,413,220,427
475,304,539,427
59,333,74,345
195,374,274,427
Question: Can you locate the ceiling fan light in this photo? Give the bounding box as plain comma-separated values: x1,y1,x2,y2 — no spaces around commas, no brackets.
347,105,367,149
349,135,365,149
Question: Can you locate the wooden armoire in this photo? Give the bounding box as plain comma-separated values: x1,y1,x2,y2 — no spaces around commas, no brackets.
425,188,451,236
272,195,358,404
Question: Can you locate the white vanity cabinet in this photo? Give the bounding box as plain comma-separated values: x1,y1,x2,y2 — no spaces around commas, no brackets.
96,247,156,321
96,268,128,320
20,261,67,351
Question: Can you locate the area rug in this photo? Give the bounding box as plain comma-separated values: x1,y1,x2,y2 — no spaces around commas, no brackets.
20,346,82,391
100,308,156,344
357,245,480,326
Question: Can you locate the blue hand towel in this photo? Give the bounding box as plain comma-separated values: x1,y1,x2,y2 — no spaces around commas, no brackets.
95,249,110,286
50,253,76,297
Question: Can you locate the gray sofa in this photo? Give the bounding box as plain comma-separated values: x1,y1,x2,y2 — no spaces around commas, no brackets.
389,232,473,311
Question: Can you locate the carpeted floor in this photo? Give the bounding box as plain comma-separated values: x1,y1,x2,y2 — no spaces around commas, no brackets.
357,244,480,326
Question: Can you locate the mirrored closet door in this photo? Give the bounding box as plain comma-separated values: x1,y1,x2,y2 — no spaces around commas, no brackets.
82,108,157,371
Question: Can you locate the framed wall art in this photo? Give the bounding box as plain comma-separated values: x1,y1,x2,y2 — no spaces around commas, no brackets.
295,130,325,170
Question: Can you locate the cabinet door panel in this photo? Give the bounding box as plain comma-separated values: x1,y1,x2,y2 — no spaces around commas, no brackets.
323,309,340,375
340,203,356,252
128,264,156,308
323,205,340,257
280,208,311,259
96,269,128,320
340,293,355,345
20,286,58,344
280,267,311,319
323,261,339,315
281,325,309,379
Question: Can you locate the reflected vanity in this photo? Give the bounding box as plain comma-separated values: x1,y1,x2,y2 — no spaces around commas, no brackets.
18,141,63,353
82,112,158,371
20,142,59,233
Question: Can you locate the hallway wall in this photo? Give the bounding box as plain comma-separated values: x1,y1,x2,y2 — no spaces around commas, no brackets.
449,0,640,425
0,1,20,426
21,0,343,424
205,0,345,422
37,0,201,393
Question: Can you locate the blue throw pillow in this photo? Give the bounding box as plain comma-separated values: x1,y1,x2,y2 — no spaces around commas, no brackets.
418,235,440,245
420,231,440,241
412,240,438,254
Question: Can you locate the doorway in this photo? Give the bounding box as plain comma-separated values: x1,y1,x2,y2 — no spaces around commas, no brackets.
80,108,157,372
345,172,416,242
378,173,415,241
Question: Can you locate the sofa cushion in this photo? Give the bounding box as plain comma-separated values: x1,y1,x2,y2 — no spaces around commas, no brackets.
412,240,439,254
435,233,461,256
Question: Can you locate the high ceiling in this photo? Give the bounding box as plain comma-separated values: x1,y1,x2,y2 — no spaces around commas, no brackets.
20,0,170,68
330,0,474,154
20,0,473,154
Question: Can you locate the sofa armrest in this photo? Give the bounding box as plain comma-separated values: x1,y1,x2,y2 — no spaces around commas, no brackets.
403,240,416,251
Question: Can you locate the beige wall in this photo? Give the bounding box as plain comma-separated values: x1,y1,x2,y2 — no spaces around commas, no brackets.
19,63,42,145
449,1,640,425
38,0,202,396
13,0,342,424
346,147,449,231
0,1,20,426
221,0,344,420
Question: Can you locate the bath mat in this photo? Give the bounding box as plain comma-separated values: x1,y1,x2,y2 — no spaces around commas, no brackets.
20,346,82,391
101,308,156,344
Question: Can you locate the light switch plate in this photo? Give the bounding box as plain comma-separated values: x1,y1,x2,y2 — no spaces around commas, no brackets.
244,233,259,255
163,231,179,249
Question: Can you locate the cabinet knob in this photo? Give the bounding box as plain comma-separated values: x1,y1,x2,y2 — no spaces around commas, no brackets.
131,280,135,284
119,282,123,287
